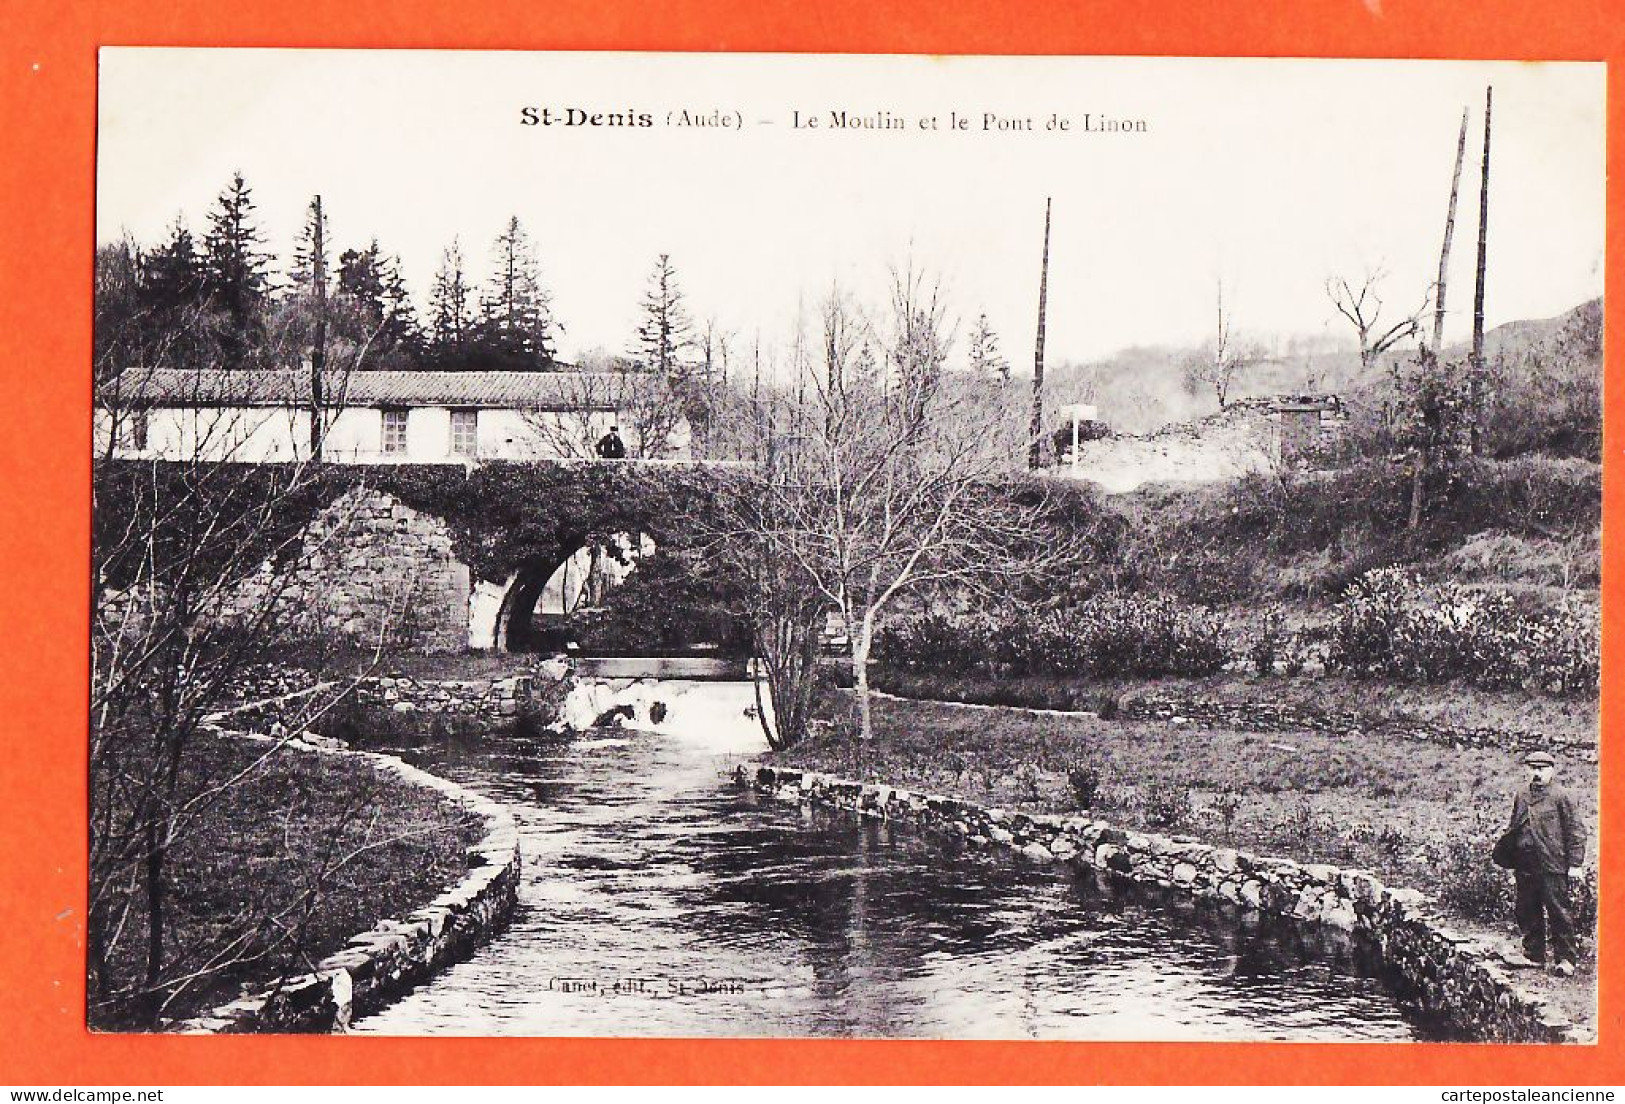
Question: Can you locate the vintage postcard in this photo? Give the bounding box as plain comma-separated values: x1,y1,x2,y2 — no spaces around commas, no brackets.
88,48,1603,1048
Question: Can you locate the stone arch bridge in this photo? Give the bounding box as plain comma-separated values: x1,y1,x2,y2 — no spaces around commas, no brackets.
103,459,744,655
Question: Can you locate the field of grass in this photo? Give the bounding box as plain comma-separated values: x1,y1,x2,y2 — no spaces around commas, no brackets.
90,732,486,1029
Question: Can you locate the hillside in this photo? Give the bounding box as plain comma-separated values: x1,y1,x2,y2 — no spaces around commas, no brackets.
1080,454,1601,610
1045,298,1601,495
1042,297,1601,446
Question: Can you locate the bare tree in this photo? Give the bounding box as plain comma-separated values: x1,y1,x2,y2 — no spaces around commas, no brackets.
1186,279,1261,407
1326,267,1429,370
88,295,417,1026
706,275,1061,746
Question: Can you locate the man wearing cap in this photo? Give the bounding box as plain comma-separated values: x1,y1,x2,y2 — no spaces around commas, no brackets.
596,426,627,460
1506,750,1585,975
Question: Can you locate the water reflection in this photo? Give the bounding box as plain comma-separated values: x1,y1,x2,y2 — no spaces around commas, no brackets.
352,683,1444,1040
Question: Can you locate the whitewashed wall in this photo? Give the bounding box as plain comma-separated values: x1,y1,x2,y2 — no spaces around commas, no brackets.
93,405,679,464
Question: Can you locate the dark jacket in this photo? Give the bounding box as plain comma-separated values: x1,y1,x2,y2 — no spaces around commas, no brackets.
1508,784,1585,874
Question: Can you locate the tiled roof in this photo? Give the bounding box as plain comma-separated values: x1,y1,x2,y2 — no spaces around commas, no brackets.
98,368,624,410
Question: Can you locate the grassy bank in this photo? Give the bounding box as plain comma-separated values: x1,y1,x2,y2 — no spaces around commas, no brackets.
90,731,486,1029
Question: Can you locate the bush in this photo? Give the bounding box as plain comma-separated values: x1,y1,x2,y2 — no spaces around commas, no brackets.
1433,836,1514,923
1211,788,1242,832
877,596,1231,681
1324,568,1598,696
1142,780,1193,829
1068,764,1102,809
1249,611,1283,676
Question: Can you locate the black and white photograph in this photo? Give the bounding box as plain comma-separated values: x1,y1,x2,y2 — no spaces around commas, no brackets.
90,49,1603,1042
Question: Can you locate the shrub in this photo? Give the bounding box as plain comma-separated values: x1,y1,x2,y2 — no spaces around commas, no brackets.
1324,568,1598,696
1068,764,1102,809
1573,867,1600,935
1142,780,1193,829
1015,762,1044,803
1434,836,1514,923
1280,629,1323,677
1249,611,1283,676
877,596,1231,681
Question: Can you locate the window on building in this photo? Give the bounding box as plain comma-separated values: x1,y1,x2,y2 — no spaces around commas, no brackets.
450,409,479,457
116,410,149,452
382,409,409,454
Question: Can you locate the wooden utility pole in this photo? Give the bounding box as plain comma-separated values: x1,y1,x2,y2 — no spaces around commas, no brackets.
1432,108,1470,352
1029,197,1052,470
1470,87,1492,454
309,195,328,460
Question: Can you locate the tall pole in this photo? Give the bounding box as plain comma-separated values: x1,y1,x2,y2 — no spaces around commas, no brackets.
309,195,327,461
1432,107,1470,353
1030,197,1052,470
1470,87,1492,454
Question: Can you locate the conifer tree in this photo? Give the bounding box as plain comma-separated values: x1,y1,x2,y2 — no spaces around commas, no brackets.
142,218,206,319
968,312,1010,381
632,253,694,379
427,239,473,364
200,172,270,358
378,250,423,366
122,218,217,375
337,241,386,320
475,216,557,370
289,198,331,297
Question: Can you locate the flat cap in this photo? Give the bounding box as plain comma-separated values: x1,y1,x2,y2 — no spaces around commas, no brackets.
1524,750,1556,767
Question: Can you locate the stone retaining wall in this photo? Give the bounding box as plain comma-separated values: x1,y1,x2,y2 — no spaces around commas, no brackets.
354,670,547,722
222,660,572,734
1118,692,1597,763
174,713,521,1034
750,765,1577,1043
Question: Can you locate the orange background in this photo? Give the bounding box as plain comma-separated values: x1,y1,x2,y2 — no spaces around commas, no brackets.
0,0,1619,1085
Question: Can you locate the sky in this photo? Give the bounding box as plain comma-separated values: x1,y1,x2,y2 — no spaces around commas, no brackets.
96,50,1605,369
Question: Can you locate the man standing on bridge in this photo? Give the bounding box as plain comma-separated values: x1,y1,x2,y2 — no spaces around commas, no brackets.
596,425,627,460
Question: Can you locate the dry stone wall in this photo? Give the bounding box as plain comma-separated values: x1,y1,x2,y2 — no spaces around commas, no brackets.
750,764,1578,1043
355,668,559,722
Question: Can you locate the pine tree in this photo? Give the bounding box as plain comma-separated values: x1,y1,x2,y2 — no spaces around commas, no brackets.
632,253,693,379
474,216,557,370
427,239,472,364
131,218,218,374
378,251,423,366
329,240,421,368
968,312,1009,381
289,198,331,296
337,241,387,322
142,218,205,318
200,172,270,358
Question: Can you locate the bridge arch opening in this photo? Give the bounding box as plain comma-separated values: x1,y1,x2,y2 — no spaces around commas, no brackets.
491,533,652,653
